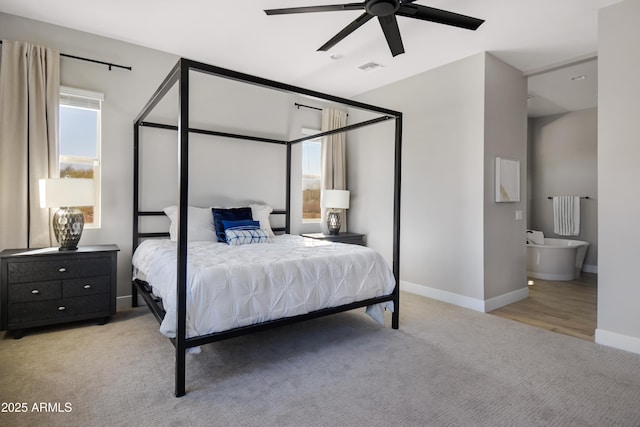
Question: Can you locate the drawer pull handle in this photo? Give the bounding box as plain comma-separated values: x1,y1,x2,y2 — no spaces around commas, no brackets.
58,306,66,311
31,289,40,295
58,267,67,273
83,284,91,289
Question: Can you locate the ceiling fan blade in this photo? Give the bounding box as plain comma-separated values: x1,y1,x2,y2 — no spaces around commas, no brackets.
397,4,484,30
265,3,364,15
378,15,405,57
317,12,374,51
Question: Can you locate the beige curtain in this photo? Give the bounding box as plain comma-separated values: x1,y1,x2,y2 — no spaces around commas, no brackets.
320,108,348,233
0,40,60,250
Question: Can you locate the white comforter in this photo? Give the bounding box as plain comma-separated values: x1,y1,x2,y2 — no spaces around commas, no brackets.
132,235,396,338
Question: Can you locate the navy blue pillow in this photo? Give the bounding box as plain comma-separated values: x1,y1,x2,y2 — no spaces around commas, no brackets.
221,219,260,231
212,207,253,242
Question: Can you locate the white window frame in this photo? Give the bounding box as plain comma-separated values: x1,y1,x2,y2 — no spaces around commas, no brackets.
301,128,322,224
59,86,103,229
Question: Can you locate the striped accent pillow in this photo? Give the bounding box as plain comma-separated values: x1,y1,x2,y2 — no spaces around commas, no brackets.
225,228,270,245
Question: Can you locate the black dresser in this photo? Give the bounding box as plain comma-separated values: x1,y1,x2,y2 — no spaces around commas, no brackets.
0,244,119,338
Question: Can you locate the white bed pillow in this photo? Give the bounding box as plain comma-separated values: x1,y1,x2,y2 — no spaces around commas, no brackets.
163,206,217,242
249,204,275,237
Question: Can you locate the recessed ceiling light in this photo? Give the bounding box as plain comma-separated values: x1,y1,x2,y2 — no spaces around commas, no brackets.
570,75,587,81
358,61,383,72
329,53,343,60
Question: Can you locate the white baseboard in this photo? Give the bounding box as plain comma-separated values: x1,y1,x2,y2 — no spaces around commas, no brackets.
582,264,598,274
400,281,528,313
595,328,640,356
401,281,527,313
484,287,529,312
116,295,132,312
401,280,486,312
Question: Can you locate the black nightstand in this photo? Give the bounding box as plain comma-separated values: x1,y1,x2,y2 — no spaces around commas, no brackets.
301,232,365,246
0,244,119,339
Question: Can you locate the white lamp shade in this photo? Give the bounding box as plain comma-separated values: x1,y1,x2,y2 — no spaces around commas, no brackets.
321,189,350,209
39,178,95,208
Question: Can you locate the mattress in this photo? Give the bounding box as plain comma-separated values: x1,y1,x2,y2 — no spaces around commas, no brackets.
132,234,396,338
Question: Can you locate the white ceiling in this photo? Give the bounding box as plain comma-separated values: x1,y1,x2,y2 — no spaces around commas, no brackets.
527,57,598,118
0,0,620,116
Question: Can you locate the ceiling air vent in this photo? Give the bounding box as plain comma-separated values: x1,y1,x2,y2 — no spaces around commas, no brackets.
358,61,383,72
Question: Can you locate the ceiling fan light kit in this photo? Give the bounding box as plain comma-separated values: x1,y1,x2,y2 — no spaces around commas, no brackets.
265,0,484,57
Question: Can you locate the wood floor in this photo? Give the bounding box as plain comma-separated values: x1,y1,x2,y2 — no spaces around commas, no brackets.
490,273,597,341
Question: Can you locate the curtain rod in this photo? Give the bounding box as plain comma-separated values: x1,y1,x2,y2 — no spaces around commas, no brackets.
294,102,321,112
0,40,132,71
294,102,348,116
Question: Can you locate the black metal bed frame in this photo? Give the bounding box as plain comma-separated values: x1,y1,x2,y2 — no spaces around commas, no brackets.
132,57,403,397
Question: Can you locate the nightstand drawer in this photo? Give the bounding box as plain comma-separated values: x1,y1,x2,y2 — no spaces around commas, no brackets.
8,280,61,303
8,294,110,325
8,257,111,283
63,276,110,297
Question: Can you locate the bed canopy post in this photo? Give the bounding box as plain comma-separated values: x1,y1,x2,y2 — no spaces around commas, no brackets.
286,143,292,233
132,122,140,308
175,60,190,398
392,114,402,330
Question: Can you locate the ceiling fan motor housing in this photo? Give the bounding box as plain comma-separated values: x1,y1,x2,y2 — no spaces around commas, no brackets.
365,0,400,16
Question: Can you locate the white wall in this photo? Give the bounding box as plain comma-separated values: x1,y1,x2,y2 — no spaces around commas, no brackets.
345,110,397,263
483,54,528,303
596,0,640,354
351,52,528,311
529,108,598,269
352,54,486,306
0,12,330,308
0,12,179,308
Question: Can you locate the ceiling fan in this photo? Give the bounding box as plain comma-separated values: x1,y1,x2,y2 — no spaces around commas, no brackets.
264,0,485,57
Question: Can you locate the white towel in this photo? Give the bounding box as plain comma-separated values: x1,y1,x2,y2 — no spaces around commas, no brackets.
553,196,580,236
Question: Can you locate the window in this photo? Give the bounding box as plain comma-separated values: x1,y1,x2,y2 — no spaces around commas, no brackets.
301,129,322,222
59,87,103,228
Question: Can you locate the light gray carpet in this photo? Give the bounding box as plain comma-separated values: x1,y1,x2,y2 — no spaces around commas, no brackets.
1,292,639,427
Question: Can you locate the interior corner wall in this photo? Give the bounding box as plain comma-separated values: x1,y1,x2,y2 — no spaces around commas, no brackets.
596,0,640,354
483,54,528,302
528,108,598,269
351,53,487,306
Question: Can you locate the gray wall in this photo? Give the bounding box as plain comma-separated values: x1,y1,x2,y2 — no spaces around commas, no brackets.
529,108,598,269
597,0,640,354
350,52,528,311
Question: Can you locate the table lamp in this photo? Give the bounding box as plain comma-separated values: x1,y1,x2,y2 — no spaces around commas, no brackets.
39,178,95,250
321,189,350,235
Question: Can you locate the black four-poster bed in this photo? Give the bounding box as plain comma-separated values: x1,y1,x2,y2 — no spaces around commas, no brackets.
132,58,402,397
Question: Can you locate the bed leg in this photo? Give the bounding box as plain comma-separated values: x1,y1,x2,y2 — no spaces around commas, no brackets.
132,281,138,308
392,309,399,329
175,349,186,397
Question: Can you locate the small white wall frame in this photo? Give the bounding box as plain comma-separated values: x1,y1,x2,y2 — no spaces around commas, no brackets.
495,157,520,202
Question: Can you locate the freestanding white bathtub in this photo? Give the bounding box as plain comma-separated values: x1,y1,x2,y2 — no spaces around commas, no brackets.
527,238,590,281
